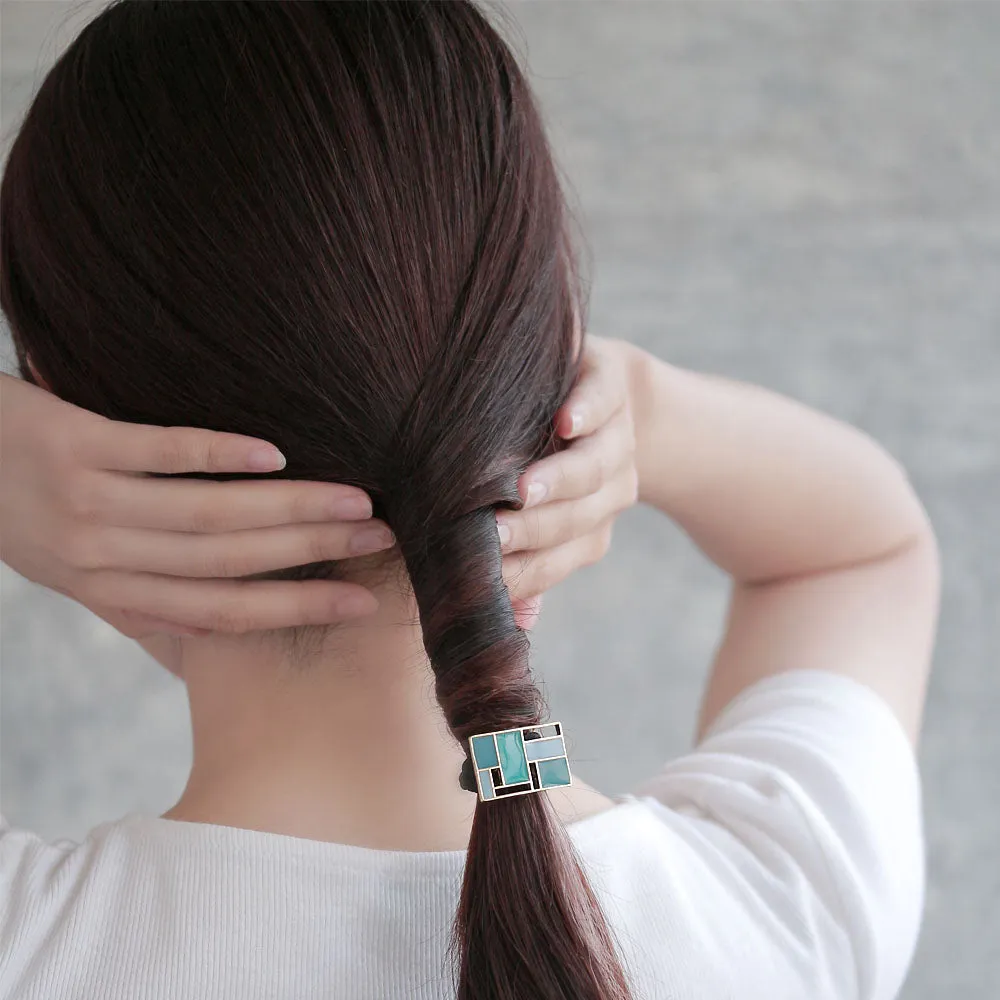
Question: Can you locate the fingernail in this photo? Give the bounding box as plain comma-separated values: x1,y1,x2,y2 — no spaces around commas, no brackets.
497,520,512,549
247,447,286,472
524,482,548,508
349,526,395,555
569,409,585,436
330,494,372,520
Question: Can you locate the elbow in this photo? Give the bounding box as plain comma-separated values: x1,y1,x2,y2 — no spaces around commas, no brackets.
887,455,941,579
894,509,938,574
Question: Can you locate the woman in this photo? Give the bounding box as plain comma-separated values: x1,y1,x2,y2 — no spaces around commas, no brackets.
0,3,939,999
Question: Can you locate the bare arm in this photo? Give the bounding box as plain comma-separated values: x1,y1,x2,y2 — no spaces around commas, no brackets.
621,342,941,745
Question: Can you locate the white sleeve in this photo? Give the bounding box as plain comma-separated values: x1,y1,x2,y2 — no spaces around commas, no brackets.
630,668,925,1000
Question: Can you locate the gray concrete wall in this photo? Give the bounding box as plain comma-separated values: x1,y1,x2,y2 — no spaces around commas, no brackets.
2,3,998,997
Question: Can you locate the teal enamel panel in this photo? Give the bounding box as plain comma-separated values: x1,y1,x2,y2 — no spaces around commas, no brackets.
537,756,572,788
496,729,530,785
525,736,565,762
471,734,498,770
478,769,496,800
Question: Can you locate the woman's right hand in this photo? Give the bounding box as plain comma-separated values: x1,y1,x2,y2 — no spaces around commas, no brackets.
0,374,393,638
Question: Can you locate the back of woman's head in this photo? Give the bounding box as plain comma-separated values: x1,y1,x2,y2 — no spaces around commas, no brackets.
0,2,634,997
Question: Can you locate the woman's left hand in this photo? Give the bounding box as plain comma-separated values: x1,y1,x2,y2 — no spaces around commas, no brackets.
500,335,640,629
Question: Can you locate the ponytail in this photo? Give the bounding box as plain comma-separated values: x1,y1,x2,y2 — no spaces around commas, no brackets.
396,502,636,999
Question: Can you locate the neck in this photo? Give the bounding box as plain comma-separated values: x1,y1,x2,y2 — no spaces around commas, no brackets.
159,587,477,851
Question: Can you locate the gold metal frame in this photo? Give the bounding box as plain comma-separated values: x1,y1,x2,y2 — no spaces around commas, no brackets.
468,722,573,803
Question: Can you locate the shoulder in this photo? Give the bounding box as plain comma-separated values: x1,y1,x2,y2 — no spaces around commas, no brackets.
628,669,925,1000
0,814,82,884
0,814,117,953
548,779,620,826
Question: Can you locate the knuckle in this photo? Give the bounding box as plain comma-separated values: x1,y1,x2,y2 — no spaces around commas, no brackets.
567,504,590,541
44,428,77,468
506,512,531,552
600,521,615,552
621,428,637,462
599,443,619,482
307,531,336,566
623,467,640,506
589,524,613,564
289,489,316,524
152,432,189,473
67,475,111,524
202,434,226,474
623,413,638,450
549,463,570,500
584,460,604,495
62,527,105,571
188,503,225,534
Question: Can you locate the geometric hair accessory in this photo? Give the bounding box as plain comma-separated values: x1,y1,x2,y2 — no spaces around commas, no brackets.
467,722,572,803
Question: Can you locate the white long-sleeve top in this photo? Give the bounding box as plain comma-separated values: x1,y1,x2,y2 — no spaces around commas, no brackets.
0,670,924,1000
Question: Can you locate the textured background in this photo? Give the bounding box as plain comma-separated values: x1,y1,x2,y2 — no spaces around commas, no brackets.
2,3,998,998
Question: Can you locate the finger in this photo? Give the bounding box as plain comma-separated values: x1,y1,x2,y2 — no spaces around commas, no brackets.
82,573,379,632
74,473,373,532
84,420,289,474
511,594,544,631
518,410,634,507
77,520,395,578
553,339,626,440
501,522,615,601
497,473,636,555
101,608,210,639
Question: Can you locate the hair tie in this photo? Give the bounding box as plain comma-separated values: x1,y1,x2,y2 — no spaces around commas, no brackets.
460,722,571,801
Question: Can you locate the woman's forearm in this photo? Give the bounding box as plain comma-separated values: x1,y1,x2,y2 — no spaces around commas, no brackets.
622,342,934,585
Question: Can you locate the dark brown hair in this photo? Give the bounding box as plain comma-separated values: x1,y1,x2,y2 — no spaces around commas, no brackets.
1,2,635,997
